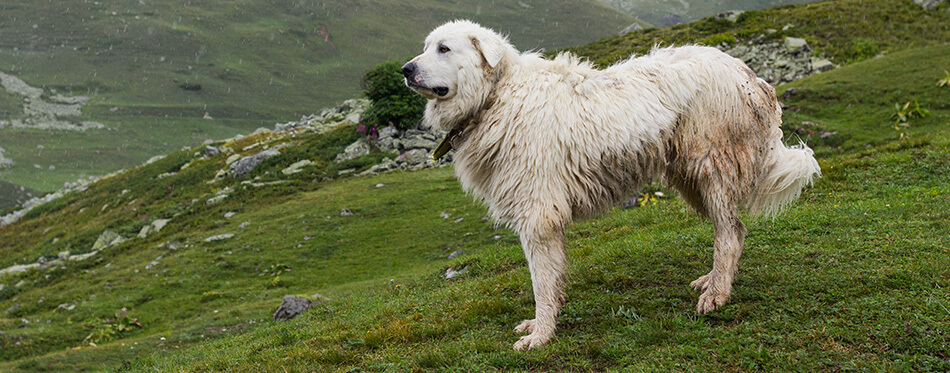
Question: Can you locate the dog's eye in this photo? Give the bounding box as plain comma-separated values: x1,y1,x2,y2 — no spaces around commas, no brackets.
438,45,450,54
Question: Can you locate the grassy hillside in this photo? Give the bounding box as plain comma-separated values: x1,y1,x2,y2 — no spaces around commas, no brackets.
567,0,950,68
0,0,640,192
600,0,817,27
1,0,949,371
134,135,950,371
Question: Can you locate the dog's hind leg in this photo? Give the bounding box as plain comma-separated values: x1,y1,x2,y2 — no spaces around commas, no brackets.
512,207,569,351
689,188,747,314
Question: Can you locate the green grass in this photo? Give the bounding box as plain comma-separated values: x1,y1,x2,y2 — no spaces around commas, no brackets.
117,132,948,372
0,0,640,192
778,45,950,155
564,0,950,68
2,0,950,371
0,125,515,371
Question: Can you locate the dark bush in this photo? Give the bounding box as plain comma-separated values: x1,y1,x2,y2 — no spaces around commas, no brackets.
361,59,425,131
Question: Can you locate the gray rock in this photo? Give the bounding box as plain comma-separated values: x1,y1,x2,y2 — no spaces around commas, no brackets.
206,194,229,205
273,295,313,321
619,23,642,35
138,219,171,238
205,146,222,158
0,146,12,168
68,251,98,262
340,208,354,216
445,266,468,279
377,137,397,152
378,125,399,139
399,149,429,165
334,140,370,162
92,231,125,251
784,37,809,54
915,0,946,10
448,250,465,260
356,158,395,177
204,233,235,242
0,263,40,277
714,10,744,22
230,145,286,178
281,160,315,175
810,58,835,72
399,137,438,150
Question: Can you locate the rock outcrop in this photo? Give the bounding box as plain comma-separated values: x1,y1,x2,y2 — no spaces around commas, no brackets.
720,36,835,85
273,295,322,321
0,71,104,131
914,0,947,11
0,146,12,168
274,99,369,133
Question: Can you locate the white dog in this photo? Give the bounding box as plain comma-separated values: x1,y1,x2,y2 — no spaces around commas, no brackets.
404,20,820,351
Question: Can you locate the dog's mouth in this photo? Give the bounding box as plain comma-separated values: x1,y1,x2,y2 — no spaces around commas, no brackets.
406,81,450,98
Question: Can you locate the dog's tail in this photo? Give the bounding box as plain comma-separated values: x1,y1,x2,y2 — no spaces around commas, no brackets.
747,140,821,218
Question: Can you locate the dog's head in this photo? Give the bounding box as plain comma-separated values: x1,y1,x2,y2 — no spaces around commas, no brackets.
404,20,516,130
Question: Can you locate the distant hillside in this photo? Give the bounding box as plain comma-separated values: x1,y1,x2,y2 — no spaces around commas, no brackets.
0,181,35,211
0,0,641,192
600,0,818,26
570,0,950,68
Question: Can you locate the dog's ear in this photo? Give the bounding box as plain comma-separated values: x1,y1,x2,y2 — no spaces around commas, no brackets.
470,34,505,69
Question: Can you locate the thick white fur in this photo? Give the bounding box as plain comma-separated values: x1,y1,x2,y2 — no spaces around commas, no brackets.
406,20,820,351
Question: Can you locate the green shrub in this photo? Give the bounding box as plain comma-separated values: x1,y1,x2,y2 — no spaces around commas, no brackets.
361,59,426,131
847,38,879,62
699,32,737,47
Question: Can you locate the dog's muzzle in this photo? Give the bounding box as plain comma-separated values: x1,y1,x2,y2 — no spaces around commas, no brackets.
402,62,449,97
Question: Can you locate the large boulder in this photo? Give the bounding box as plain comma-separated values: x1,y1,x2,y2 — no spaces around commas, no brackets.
334,140,370,162
92,230,126,251
784,37,809,54
230,145,288,178
273,295,315,321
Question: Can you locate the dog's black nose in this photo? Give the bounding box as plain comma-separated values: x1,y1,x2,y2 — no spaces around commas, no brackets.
402,62,416,78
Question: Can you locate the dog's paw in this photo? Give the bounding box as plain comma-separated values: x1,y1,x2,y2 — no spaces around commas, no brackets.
513,332,551,351
514,319,535,334
689,272,714,292
696,288,729,314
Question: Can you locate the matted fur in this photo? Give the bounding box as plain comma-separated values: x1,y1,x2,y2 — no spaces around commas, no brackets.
404,20,820,351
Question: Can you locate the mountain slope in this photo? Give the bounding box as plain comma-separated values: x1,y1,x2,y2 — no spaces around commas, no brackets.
1,0,949,371
600,0,817,26
0,0,640,192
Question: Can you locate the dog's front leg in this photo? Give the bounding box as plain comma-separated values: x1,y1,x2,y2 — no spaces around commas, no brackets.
512,213,567,351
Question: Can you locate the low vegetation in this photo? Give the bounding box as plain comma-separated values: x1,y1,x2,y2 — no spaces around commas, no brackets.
360,60,426,131
1,0,948,371
564,0,950,68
